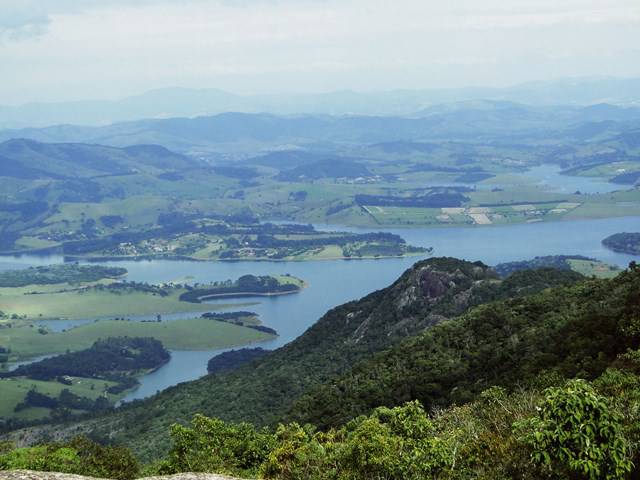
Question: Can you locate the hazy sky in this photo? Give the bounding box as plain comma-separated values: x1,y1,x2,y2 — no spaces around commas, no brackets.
1,0,640,105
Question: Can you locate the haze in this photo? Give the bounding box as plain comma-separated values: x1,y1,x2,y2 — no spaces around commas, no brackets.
2,0,640,105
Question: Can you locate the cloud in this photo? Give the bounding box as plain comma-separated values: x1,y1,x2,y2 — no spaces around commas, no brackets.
0,2,51,40
0,0,639,103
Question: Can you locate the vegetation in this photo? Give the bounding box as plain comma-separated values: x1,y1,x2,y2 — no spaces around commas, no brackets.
5,337,169,381
0,264,126,288
0,337,169,421
0,436,139,480
6,371,640,479
288,263,640,428
179,274,303,302
495,254,620,278
2,317,275,363
207,348,271,374
153,379,637,480
0,377,119,421
0,282,215,321
603,232,640,255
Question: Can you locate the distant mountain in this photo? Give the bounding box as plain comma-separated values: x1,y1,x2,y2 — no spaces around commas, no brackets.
4,102,640,154
0,139,197,179
2,77,640,129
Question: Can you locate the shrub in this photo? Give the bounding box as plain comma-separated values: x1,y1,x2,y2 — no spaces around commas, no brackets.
0,437,139,480
516,379,633,480
161,414,276,476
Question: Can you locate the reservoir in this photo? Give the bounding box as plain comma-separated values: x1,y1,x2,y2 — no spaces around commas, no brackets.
1,215,638,402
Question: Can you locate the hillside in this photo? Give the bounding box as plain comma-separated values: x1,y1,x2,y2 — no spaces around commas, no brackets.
2,258,586,459
0,139,196,179
289,264,640,427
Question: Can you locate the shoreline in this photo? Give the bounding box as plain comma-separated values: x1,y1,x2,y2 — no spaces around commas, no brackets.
0,251,428,263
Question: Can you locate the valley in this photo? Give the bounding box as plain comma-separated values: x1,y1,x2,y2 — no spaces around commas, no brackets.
1,84,640,480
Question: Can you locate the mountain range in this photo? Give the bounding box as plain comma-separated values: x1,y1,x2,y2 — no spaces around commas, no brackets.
2,101,640,155
2,77,640,130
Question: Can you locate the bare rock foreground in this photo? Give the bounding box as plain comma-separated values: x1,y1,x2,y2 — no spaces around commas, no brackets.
0,472,240,480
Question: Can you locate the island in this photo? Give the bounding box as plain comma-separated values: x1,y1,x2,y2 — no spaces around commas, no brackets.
13,220,429,262
179,274,305,302
0,264,265,324
602,232,640,255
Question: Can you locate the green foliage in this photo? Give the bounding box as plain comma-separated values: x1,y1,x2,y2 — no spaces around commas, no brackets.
335,401,453,480
290,265,640,428
160,414,276,477
516,380,633,479
0,436,139,480
0,264,126,288
163,402,453,480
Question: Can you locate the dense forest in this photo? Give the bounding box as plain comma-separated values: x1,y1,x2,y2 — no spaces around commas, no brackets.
5,337,170,381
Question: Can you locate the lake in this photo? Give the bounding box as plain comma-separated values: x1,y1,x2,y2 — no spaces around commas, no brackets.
1,215,638,402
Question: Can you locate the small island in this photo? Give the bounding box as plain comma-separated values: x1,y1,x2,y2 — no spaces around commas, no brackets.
602,232,640,255
179,274,305,302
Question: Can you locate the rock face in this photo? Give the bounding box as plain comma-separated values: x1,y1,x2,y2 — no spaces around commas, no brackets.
0,471,239,480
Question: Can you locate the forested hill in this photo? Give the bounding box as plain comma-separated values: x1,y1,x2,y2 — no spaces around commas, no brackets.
290,264,640,427
14,258,586,459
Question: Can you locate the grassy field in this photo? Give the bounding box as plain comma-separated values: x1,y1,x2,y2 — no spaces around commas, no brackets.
0,376,119,420
567,259,622,279
273,274,306,288
2,317,275,361
0,287,216,321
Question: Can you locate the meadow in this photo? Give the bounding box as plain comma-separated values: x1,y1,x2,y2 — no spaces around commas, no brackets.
2,317,275,362
0,287,217,321
0,376,119,420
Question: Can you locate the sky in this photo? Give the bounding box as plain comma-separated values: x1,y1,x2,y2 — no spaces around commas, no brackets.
1,0,640,105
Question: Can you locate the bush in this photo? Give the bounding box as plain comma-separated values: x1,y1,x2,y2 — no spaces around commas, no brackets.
0,445,81,473
516,379,633,480
0,437,139,480
161,414,276,477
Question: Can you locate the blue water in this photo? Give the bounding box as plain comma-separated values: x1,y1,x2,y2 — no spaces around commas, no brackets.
1,216,638,402
521,164,623,194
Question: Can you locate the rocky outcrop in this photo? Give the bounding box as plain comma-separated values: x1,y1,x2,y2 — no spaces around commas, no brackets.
0,471,239,480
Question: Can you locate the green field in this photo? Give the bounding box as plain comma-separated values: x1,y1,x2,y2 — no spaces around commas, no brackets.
567,259,621,279
0,287,223,321
2,317,274,362
0,376,119,420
